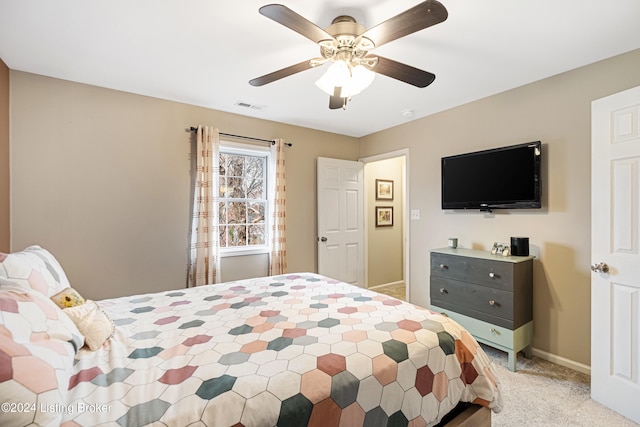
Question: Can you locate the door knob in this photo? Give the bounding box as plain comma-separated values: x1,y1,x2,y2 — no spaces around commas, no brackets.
591,262,609,273
319,237,328,242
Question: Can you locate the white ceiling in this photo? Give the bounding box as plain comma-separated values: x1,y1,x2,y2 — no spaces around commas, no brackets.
1,0,640,138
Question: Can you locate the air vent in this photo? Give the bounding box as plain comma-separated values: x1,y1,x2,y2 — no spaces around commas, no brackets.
235,101,266,111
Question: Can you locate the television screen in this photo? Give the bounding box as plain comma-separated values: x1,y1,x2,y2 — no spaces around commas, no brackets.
441,141,542,210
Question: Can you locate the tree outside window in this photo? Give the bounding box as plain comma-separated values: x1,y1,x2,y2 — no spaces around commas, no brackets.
219,152,267,250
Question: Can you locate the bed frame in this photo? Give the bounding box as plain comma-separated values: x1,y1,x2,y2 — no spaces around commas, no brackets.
440,403,491,427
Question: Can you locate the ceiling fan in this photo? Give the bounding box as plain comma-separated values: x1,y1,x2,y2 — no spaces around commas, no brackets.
249,1,448,109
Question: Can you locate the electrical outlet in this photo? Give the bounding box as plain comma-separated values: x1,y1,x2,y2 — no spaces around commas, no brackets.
411,210,420,220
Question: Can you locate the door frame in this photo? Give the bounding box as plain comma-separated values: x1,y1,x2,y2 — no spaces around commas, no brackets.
360,149,410,301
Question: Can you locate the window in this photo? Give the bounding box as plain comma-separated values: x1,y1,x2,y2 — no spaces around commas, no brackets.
219,146,269,255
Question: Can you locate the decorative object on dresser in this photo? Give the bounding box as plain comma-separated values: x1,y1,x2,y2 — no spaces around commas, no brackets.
429,247,534,371
490,242,510,256
510,236,530,256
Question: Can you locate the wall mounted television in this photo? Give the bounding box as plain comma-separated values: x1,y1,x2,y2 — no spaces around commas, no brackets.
441,141,542,211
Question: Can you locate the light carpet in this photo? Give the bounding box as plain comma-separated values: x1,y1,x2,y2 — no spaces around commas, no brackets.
483,345,639,426
370,283,406,300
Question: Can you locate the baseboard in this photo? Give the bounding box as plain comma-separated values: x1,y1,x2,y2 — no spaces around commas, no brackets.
369,281,404,290
531,347,591,375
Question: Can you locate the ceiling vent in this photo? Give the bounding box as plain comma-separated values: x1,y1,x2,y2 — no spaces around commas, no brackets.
235,101,266,111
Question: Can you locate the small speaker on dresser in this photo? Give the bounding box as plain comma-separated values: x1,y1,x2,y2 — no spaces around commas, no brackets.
510,237,529,256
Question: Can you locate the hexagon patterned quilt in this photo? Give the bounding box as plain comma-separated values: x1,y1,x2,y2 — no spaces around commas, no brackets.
63,273,503,426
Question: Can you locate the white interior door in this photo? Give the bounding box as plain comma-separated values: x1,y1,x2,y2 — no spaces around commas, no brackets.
591,85,640,424
317,157,364,286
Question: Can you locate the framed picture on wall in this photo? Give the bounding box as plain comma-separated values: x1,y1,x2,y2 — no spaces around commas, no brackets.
375,206,394,227
375,179,394,200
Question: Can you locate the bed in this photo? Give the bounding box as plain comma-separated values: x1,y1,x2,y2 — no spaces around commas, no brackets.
1,246,503,427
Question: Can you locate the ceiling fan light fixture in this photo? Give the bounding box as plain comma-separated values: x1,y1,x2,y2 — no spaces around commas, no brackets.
344,64,375,96
315,60,350,95
315,62,375,97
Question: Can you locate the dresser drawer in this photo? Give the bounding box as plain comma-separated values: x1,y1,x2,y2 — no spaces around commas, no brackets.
430,276,514,328
431,253,514,290
455,314,516,350
432,307,515,349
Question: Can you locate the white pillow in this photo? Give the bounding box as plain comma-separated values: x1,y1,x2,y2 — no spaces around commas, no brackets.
64,300,114,351
0,246,72,297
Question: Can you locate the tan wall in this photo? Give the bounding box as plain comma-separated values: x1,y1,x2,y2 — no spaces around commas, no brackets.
10,71,359,300
359,48,640,367
366,157,404,287
0,58,9,252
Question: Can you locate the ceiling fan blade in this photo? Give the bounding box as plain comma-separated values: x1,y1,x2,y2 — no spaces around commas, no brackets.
360,0,447,48
249,59,315,86
259,4,335,44
329,87,344,109
371,56,436,88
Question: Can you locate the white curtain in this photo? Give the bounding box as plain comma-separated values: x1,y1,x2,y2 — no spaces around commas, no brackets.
269,138,287,275
188,126,221,286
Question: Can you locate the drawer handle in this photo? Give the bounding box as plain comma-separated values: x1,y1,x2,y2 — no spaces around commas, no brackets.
439,288,448,294
488,300,495,306
439,264,448,270
489,272,497,278
490,328,499,335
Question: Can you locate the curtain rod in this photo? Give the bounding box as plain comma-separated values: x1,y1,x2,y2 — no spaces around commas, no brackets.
188,127,292,147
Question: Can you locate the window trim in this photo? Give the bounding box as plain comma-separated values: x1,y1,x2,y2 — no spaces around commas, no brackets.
218,142,270,258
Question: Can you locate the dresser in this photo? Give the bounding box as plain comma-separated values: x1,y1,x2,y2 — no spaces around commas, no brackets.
429,247,534,371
